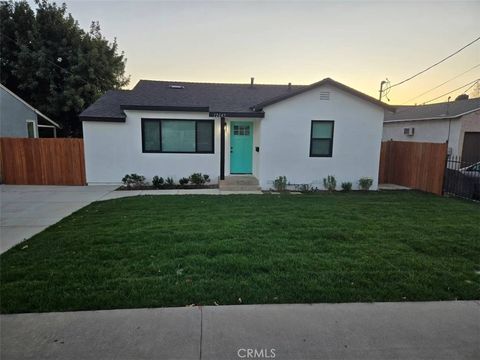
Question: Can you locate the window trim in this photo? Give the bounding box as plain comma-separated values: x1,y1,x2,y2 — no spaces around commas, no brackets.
141,118,215,154
26,120,37,138
309,120,334,157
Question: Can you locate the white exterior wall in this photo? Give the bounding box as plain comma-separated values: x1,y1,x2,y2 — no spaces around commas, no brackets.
382,115,479,157
83,86,386,188
83,111,220,184
258,84,385,190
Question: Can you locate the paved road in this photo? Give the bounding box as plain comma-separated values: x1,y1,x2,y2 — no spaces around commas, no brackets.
0,185,117,253
1,301,479,360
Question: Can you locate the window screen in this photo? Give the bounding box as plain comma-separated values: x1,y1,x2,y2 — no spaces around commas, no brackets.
310,121,334,157
142,119,214,153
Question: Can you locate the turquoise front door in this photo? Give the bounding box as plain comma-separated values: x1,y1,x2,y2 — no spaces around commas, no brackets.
230,122,253,174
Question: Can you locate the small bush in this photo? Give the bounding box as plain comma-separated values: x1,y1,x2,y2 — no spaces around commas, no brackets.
295,184,320,193
179,177,189,186
189,173,207,186
165,177,175,188
122,173,146,188
203,174,210,183
323,175,337,192
341,182,352,192
152,176,164,189
273,176,288,191
359,177,373,191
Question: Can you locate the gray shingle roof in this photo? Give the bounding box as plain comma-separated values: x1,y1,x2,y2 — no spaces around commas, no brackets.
79,90,131,120
129,80,307,113
384,97,480,122
80,78,394,120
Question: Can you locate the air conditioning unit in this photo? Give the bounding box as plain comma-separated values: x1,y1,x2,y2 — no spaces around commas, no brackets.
403,127,415,136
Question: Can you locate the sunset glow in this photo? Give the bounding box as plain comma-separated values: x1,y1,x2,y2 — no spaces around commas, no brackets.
42,0,479,104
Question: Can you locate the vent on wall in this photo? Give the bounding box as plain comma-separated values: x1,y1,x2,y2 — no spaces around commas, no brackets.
403,127,415,136
319,92,330,100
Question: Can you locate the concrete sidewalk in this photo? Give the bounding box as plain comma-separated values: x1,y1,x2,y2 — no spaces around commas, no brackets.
1,301,479,360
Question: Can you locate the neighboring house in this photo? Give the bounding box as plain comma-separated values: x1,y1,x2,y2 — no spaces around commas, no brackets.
383,98,480,164
0,84,60,138
80,78,394,190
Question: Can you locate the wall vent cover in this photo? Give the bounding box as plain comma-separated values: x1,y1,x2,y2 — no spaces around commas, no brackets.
319,92,330,100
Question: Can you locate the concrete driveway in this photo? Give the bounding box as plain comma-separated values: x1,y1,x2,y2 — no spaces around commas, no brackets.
0,185,117,253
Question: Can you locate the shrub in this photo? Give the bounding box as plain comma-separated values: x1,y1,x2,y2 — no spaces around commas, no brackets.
189,173,206,186
165,177,175,188
341,182,352,192
203,174,210,183
359,177,373,191
122,173,146,188
152,176,164,189
273,176,288,191
323,175,337,192
295,184,320,193
179,177,189,186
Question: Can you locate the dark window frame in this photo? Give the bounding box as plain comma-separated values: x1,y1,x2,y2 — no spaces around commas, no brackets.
141,118,215,154
309,120,334,157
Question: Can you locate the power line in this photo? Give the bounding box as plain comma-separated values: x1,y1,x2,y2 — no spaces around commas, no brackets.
464,80,480,96
387,36,480,90
422,79,479,104
403,63,480,104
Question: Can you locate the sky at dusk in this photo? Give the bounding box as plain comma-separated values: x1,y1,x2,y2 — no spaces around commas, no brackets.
33,0,480,104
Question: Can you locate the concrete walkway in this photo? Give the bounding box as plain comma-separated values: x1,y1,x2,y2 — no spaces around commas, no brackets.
101,188,262,200
379,183,411,190
1,301,478,360
0,185,117,253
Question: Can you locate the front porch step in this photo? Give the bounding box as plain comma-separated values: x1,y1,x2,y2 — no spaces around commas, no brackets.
219,176,260,191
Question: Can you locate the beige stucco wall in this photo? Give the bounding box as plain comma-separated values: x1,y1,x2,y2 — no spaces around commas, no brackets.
457,110,480,156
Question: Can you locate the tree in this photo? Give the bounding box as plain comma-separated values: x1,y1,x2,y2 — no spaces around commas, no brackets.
0,0,129,136
455,94,469,101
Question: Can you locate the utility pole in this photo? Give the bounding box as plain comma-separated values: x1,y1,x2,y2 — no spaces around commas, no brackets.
378,80,387,101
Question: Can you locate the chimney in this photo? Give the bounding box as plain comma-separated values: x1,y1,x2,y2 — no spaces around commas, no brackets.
288,82,292,91
250,77,254,88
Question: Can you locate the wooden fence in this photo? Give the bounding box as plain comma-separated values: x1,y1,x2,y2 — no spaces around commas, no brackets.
379,141,448,195
0,138,86,185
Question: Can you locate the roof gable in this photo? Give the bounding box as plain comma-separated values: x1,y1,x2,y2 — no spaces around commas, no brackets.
253,78,395,111
0,84,61,128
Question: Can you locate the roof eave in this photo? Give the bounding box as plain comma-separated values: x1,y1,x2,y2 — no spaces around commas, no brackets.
80,116,126,123
0,84,61,128
384,106,480,123
121,105,210,112
253,78,396,112
209,111,264,118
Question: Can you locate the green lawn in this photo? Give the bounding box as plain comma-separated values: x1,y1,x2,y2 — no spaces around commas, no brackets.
1,192,479,313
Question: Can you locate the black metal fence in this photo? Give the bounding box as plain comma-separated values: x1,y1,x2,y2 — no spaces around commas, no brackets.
443,155,480,201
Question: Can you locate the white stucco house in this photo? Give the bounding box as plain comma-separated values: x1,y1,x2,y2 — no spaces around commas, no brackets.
383,98,480,164
80,78,394,190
